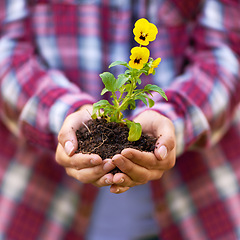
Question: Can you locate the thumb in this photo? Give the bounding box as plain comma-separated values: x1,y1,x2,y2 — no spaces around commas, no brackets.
58,112,80,157
58,105,93,156
155,144,168,160
154,135,175,160
64,140,76,157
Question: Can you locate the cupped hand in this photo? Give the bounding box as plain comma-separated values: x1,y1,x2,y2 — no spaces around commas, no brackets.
55,104,116,187
110,110,176,194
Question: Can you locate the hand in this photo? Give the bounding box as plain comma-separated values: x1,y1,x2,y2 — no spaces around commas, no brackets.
110,110,176,194
56,104,116,187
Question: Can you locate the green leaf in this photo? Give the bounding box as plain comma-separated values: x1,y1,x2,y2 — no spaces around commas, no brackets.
109,61,129,68
135,95,148,106
128,99,136,110
93,99,110,108
101,88,108,95
125,83,132,93
127,121,142,141
131,68,140,76
119,99,130,112
144,84,168,101
151,69,156,75
92,100,111,117
136,78,142,85
140,62,150,75
92,106,97,115
148,98,155,108
116,74,130,89
100,72,117,92
93,99,110,110
91,113,98,119
141,68,150,76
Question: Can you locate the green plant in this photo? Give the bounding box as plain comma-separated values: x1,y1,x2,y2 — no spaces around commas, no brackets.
91,18,168,141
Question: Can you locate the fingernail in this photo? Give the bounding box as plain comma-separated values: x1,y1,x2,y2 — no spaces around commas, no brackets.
105,179,111,185
103,161,114,171
115,189,120,193
120,178,124,183
64,141,74,156
159,145,167,160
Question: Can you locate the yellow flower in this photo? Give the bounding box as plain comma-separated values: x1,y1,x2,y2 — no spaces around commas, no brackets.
149,58,161,74
133,18,158,46
129,47,150,69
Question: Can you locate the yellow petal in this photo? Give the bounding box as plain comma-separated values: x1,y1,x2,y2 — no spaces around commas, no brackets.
140,47,150,62
130,46,150,59
148,68,154,74
152,58,161,67
133,18,151,45
128,47,150,69
149,58,161,74
134,18,150,29
130,46,140,54
133,18,158,45
147,23,158,41
129,59,144,69
134,36,149,46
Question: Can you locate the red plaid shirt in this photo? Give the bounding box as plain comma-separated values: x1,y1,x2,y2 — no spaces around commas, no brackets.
0,0,240,239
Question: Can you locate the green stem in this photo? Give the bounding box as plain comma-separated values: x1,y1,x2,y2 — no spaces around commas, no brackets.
111,92,120,121
113,70,143,122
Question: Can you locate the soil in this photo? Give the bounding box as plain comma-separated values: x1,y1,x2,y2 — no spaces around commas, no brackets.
75,118,157,174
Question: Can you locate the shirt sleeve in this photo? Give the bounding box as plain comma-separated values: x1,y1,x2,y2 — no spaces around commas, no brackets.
133,0,240,156
0,0,95,150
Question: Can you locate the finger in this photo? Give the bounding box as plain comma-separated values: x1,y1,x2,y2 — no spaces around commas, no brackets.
154,133,176,170
65,159,115,184
133,110,176,161
94,173,114,187
112,172,135,187
121,148,160,170
112,154,150,185
112,154,166,184
58,105,93,156
112,170,164,188
56,143,102,169
110,185,130,194
154,136,175,160
58,112,83,156
121,147,175,171
154,117,176,161
155,146,176,170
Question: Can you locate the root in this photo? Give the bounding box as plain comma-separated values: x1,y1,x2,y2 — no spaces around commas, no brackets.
89,134,108,153
82,122,91,134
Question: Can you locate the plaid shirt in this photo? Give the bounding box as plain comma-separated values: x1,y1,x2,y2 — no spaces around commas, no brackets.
0,0,240,239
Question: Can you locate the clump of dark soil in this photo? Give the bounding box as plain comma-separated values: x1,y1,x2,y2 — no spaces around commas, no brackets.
75,118,157,174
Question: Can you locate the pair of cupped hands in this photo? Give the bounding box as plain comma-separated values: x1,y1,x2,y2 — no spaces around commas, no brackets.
56,104,176,194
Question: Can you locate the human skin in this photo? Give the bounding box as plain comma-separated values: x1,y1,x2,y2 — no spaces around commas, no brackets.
56,105,176,194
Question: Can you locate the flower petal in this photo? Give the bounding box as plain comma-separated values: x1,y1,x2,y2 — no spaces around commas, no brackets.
128,46,150,69
147,23,158,41
141,47,150,61
134,18,150,29
149,57,161,74
153,58,161,67
133,18,158,45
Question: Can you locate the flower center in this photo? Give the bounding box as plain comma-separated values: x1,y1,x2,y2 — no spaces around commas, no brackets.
134,58,141,64
139,32,147,41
